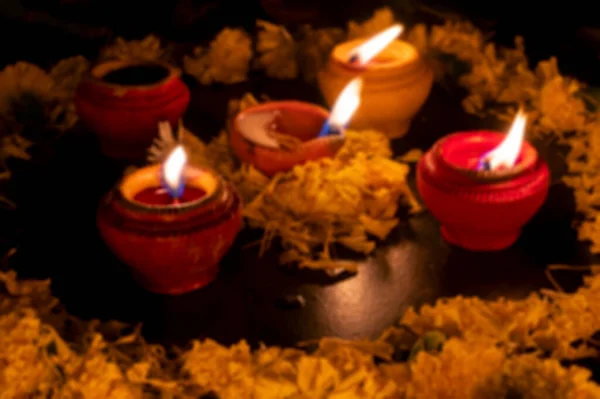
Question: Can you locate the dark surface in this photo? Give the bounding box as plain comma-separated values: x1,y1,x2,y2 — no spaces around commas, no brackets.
3,75,594,349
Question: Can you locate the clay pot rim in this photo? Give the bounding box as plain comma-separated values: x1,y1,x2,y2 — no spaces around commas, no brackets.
117,164,224,213
232,100,330,152
88,60,181,91
330,39,423,76
435,131,539,183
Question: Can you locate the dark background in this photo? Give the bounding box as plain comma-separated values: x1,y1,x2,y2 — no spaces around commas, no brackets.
0,2,599,378
2,0,600,82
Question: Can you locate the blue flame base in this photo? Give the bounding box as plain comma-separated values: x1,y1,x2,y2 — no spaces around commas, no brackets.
318,121,343,138
160,167,185,200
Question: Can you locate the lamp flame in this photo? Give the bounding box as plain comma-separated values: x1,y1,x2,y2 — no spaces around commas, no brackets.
329,78,363,128
347,24,404,66
162,145,187,198
318,78,363,137
478,110,527,171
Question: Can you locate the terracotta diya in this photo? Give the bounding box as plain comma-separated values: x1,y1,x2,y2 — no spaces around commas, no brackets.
75,60,190,160
417,111,550,251
318,24,433,138
230,78,362,177
97,135,242,295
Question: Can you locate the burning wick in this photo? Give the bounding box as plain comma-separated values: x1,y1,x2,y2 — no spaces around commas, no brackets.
347,24,404,66
161,145,187,203
478,159,491,171
477,110,528,172
318,78,363,137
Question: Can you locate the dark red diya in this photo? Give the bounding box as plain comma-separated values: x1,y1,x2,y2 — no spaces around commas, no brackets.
97,164,242,295
75,60,190,160
416,131,550,251
229,101,345,177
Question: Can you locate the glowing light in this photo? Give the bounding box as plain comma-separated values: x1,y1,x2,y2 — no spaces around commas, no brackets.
319,78,363,137
162,145,187,198
347,24,404,66
478,110,527,171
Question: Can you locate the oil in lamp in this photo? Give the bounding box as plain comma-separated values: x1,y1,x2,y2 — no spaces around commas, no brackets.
416,111,550,251
318,24,433,138
97,124,242,295
229,78,362,176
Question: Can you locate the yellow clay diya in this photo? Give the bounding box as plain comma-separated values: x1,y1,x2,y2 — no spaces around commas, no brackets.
318,24,433,138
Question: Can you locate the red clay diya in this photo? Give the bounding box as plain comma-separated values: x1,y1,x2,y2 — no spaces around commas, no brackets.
97,160,242,295
75,60,190,160
416,126,550,251
229,101,345,177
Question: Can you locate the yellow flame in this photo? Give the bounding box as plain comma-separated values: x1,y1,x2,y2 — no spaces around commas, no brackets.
347,24,404,66
484,110,527,170
163,145,187,193
328,78,363,128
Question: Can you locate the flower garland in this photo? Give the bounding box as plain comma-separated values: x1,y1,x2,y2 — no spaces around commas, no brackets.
99,35,167,63
1,265,600,398
0,6,600,398
0,56,89,208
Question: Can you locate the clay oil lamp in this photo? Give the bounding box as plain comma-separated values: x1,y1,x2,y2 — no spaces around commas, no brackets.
318,24,433,138
230,78,362,177
97,124,242,295
75,60,190,160
416,111,550,251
